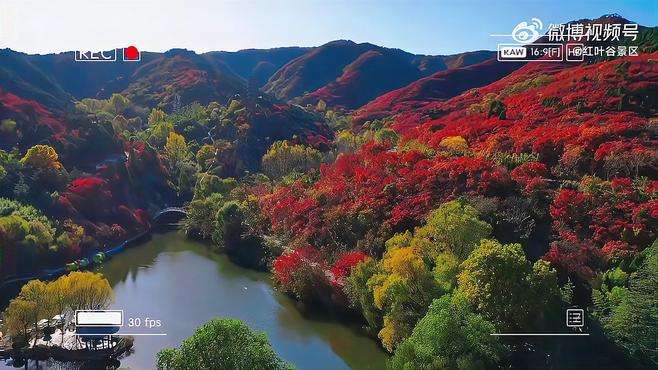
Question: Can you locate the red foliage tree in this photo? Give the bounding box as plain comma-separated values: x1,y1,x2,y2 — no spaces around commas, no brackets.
263,52,658,289
330,251,368,287
273,246,324,287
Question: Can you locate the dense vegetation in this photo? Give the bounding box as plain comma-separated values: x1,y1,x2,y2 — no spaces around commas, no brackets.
0,90,328,278
257,53,658,368
1,25,656,369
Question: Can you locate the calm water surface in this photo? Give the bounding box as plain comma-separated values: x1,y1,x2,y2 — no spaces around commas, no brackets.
94,232,388,370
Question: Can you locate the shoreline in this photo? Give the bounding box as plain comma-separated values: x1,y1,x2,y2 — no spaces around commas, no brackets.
0,222,181,291
0,337,133,363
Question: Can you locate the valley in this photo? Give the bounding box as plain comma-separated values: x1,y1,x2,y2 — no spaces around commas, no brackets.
1,12,657,370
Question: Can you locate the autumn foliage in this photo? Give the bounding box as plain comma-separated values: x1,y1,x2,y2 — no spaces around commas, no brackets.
264,52,658,288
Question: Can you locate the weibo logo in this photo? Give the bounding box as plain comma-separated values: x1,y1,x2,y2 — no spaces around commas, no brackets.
491,18,544,44
511,18,544,43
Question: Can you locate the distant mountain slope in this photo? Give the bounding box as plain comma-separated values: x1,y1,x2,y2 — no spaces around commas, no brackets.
442,50,495,69
119,49,247,109
299,50,498,110
263,40,494,109
1,43,496,113
353,15,657,125
206,47,310,87
0,47,306,111
0,48,333,156
27,51,159,101
353,59,523,124
0,49,73,111
264,40,383,101
297,49,424,110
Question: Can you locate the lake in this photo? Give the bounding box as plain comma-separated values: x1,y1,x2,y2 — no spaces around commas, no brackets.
93,231,388,370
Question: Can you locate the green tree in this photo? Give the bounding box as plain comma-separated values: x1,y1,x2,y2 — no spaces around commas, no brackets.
389,294,503,370
211,201,241,247
457,239,560,331
414,200,492,261
25,219,53,247
335,130,369,154
0,214,29,243
148,121,174,147
432,252,460,292
0,119,17,135
374,128,399,145
195,144,217,172
227,99,243,114
0,197,53,227
0,214,30,271
488,99,506,119
345,258,382,332
105,93,130,115
156,318,293,370
148,108,167,125
193,173,237,200
212,200,268,269
592,241,658,366
182,193,224,239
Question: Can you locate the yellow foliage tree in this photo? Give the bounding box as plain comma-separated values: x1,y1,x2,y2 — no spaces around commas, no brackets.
2,272,114,347
262,140,322,179
165,132,192,164
2,298,36,341
65,271,114,311
46,275,71,344
20,145,62,171
369,246,440,352
316,99,327,112
439,135,468,153
16,279,51,345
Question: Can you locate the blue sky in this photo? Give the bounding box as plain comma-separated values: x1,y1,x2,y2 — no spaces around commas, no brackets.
1,0,656,55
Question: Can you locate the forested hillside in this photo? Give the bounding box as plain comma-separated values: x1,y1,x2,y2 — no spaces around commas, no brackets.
1,23,656,369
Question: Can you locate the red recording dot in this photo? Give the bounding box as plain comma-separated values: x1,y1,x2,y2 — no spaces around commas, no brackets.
124,46,140,60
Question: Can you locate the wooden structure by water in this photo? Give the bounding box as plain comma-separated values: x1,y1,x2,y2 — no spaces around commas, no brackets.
0,336,133,363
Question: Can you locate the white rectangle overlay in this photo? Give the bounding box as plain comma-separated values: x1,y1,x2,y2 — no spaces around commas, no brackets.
75,310,123,327
497,43,563,62
499,46,526,59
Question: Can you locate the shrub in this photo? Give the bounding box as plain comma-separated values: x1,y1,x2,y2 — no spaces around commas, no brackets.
156,318,292,370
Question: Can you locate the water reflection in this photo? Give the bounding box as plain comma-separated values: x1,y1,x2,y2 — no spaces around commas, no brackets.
94,232,387,370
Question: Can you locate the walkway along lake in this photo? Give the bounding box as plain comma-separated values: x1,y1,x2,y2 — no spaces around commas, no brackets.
92,231,387,370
